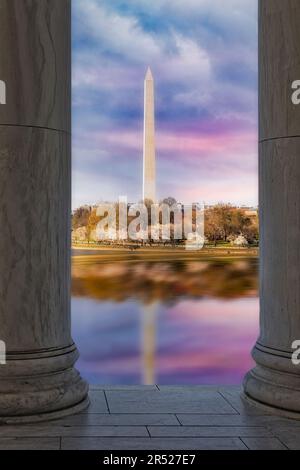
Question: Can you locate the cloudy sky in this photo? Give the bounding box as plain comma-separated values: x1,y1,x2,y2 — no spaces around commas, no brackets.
72,0,258,209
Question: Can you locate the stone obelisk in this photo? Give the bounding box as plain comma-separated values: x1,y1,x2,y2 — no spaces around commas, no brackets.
143,67,156,202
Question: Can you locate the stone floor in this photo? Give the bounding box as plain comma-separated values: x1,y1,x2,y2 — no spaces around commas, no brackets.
0,385,300,450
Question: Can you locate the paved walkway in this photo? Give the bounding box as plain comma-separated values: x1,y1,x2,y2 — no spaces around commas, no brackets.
0,386,299,450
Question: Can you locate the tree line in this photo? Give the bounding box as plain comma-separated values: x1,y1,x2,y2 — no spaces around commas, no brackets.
72,201,258,246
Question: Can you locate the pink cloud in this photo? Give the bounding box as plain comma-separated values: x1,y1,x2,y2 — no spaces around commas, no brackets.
77,127,257,157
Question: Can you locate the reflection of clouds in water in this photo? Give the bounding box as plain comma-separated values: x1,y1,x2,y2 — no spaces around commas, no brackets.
73,298,142,384
156,298,258,384
72,293,258,385
72,258,258,385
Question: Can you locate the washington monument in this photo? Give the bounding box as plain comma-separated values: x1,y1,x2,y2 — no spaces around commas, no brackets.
143,67,156,202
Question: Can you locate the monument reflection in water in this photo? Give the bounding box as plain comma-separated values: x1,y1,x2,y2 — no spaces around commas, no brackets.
72,256,258,385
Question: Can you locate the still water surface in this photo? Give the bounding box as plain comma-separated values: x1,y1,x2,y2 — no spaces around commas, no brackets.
72,255,258,385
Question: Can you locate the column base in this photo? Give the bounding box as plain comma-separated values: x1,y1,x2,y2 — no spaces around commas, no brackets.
0,344,89,423
243,343,300,419
0,397,90,425
242,390,300,420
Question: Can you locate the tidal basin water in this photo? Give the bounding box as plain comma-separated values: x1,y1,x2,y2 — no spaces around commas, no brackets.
72,254,258,385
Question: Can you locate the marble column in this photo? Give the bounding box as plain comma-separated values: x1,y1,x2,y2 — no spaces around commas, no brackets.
0,0,89,422
243,0,300,416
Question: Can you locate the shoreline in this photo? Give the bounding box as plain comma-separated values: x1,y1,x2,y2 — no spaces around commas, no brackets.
72,244,258,263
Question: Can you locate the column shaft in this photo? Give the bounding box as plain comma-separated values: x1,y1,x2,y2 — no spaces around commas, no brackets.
244,0,300,416
0,0,88,422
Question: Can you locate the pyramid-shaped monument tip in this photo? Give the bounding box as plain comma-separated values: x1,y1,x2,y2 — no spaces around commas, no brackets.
145,67,153,80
